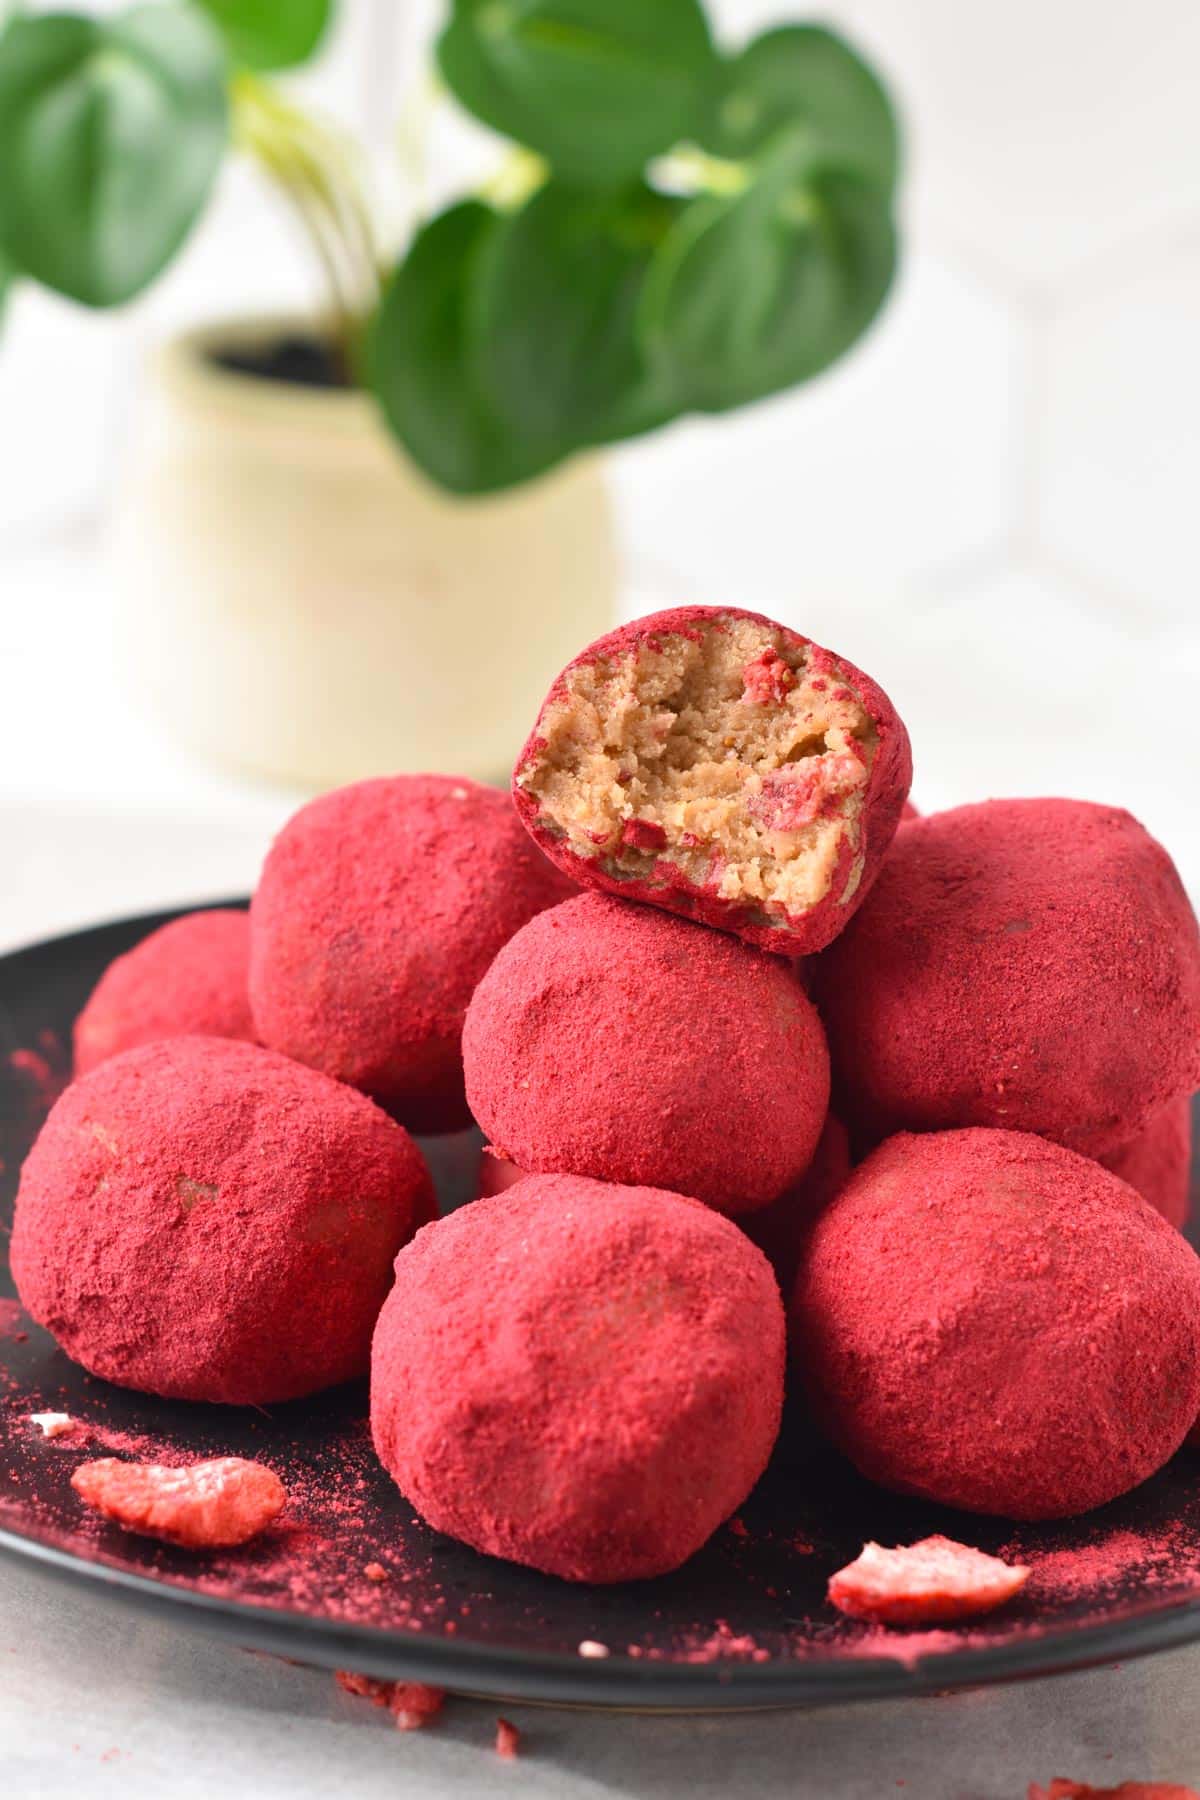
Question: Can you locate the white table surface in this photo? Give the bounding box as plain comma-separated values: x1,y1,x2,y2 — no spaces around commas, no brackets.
4,1550,1200,1799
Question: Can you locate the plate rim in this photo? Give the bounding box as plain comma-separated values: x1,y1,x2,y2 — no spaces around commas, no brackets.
7,1516,1200,1709
3,902,1200,1709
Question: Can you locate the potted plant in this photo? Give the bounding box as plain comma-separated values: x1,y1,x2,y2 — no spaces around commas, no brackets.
0,0,900,788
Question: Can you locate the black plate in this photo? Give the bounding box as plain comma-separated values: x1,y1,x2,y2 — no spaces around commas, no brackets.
1,905,1199,1710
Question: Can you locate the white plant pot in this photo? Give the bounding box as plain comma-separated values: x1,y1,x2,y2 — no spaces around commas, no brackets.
110,317,619,790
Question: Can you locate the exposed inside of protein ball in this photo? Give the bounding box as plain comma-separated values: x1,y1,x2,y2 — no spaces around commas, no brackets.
520,615,878,917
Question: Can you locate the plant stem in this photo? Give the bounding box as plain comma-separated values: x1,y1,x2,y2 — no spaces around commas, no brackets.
479,146,548,211
231,70,381,381
655,144,751,197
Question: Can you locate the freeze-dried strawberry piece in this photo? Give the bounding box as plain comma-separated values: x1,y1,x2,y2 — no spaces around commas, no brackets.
335,1670,392,1706
495,1719,520,1759
620,817,668,853
389,1684,444,1731
71,1456,285,1548
829,1535,1029,1626
1030,1784,1200,1799
741,649,797,705
334,1671,445,1728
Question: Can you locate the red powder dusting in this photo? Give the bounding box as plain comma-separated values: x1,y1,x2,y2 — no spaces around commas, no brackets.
650,1621,772,1664
0,1390,461,1634
1030,1784,1200,1799
0,1298,28,1342
837,1625,991,1669
828,1536,1030,1626
75,1422,178,1461
71,1457,285,1549
728,1516,749,1540
495,1719,520,1759
8,1048,67,1111
1007,1526,1200,1605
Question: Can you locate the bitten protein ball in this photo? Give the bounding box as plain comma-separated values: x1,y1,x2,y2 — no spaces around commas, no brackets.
249,775,573,1132
74,910,254,1074
371,1175,785,1582
512,606,911,956
1100,1097,1194,1231
817,800,1200,1156
463,892,830,1214
12,1037,432,1404
792,1129,1200,1519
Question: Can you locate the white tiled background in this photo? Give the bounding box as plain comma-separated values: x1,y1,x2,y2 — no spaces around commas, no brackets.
1,0,1198,949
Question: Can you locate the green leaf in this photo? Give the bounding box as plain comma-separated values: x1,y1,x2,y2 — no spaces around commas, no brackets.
0,5,228,308
372,201,560,496
437,0,718,186
473,179,682,454
639,133,897,414
700,25,899,190
195,0,332,72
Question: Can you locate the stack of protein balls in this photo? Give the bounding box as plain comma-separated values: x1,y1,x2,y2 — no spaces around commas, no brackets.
13,606,1200,1584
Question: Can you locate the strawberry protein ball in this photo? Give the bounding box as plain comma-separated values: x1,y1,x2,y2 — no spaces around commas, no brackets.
12,1037,432,1404
512,606,911,956
476,1148,528,1199
72,1456,285,1548
1100,1096,1194,1230
741,1113,851,1291
792,1129,1200,1519
462,892,830,1214
816,800,1200,1156
74,909,254,1074
371,1175,785,1582
828,1535,1030,1626
249,775,573,1133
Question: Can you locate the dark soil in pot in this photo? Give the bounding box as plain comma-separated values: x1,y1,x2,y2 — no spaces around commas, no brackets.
212,334,347,391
